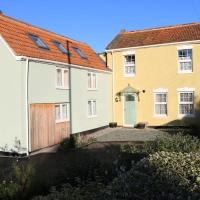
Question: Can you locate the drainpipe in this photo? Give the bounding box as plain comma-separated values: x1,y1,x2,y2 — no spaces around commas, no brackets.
111,51,115,122
69,66,73,135
25,58,30,155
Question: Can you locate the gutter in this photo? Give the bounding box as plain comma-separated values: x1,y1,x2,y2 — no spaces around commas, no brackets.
16,56,112,74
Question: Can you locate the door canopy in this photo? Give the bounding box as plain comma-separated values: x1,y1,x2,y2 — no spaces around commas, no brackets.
120,84,139,95
115,84,140,102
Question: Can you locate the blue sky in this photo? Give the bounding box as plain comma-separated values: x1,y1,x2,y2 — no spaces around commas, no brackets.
0,0,200,52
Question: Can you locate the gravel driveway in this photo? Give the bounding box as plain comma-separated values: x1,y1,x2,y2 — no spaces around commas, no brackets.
96,127,165,142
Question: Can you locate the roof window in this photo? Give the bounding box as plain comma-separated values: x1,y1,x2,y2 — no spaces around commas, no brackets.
29,34,49,50
72,47,87,59
53,41,70,55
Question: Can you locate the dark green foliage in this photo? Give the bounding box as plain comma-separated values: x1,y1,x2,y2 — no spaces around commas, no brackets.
121,132,200,155
32,133,200,200
32,151,200,200
2,132,200,200
103,152,200,200
32,181,105,200
59,133,96,150
0,161,35,200
60,134,78,150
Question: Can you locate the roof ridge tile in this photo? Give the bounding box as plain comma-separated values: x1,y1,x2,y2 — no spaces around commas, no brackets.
124,22,200,34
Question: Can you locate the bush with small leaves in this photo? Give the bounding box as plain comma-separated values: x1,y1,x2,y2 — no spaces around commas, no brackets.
32,181,105,200
59,134,78,150
103,151,200,200
121,132,200,155
0,161,35,200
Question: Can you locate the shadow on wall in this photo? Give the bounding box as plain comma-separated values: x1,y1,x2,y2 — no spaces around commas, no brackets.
163,98,200,132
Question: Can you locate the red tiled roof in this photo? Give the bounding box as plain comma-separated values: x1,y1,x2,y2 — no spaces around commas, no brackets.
0,14,108,71
106,23,200,50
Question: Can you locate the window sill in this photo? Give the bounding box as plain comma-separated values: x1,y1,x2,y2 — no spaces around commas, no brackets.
56,119,69,123
88,88,98,91
124,74,135,77
154,115,168,118
56,87,70,90
178,114,195,119
178,71,193,74
88,115,98,119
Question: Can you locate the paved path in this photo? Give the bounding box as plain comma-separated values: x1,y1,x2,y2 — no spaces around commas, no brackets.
95,127,165,142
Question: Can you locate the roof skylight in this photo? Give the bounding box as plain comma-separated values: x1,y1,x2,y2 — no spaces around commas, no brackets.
72,47,88,59
53,41,70,55
29,34,49,50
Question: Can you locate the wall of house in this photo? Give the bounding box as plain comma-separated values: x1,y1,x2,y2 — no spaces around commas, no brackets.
107,43,200,127
0,38,27,152
28,62,70,103
71,67,111,133
28,62,70,151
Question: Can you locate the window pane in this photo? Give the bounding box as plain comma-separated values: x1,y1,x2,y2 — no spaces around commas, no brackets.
124,55,135,65
73,47,87,59
156,93,167,103
93,101,97,115
92,74,96,88
55,105,61,120
88,73,92,88
178,49,192,60
62,104,68,119
53,41,70,55
179,92,194,115
180,92,193,102
155,104,167,115
88,101,92,116
180,104,194,115
126,95,135,101
30,34,49,49
57,69,62,87
180,62,192,71
64,70,69,88
125,66,134,74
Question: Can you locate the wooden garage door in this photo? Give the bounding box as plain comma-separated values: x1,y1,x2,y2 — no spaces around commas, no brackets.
30,104,70,152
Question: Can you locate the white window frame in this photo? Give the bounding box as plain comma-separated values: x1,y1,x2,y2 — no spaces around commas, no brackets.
87,72,97,90
123,53,135,77
88,100,97,118
56,67,69,89
55,103,70,123
178,88,195,117
154,90,168,117
177,47,193,73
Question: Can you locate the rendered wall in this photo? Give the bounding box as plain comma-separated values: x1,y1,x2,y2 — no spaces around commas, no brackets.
28,62,70,104
71,67,111,133
0,39,27,152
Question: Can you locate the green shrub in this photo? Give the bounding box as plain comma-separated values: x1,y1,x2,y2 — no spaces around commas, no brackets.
32,151,200,200
60,134,78,150
0,161,35,200
60,133,97,150
32,181,105,200
122,133,200,155
103,151,200,200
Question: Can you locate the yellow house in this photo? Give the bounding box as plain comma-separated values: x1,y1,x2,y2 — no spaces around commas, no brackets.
105,23,200,127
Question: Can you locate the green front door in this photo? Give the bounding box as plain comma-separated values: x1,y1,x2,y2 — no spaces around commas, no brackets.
124,94,136,126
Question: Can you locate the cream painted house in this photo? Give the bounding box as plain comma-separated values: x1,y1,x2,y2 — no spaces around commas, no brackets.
105,23,200,127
